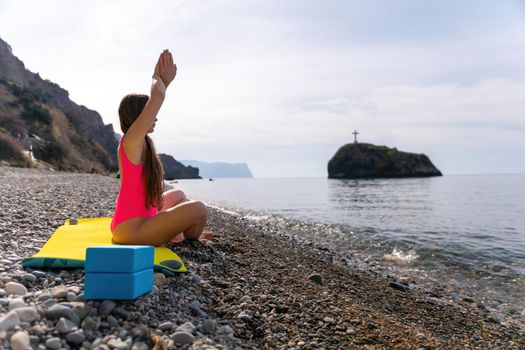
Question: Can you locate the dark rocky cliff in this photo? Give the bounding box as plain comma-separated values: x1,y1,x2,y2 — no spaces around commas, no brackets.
0,36,118,173
158,153,201,180
328,143,442,179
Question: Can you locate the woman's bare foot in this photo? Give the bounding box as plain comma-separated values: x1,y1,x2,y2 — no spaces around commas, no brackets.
168,229,217,244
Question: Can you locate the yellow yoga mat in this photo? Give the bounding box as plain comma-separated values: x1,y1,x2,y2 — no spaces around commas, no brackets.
22,217,187,273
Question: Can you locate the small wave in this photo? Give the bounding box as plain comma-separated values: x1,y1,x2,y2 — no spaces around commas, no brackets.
208,205,241,217
244,214,271,221
383,248,419,263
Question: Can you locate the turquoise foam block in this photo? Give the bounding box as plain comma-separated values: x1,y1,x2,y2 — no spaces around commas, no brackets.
84,269,153,300
85,245,154,273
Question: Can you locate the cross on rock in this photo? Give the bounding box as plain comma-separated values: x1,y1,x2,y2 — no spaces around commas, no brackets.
352,130,359,143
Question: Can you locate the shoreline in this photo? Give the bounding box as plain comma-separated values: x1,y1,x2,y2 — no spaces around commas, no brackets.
0,165,523,349
200,203,525,331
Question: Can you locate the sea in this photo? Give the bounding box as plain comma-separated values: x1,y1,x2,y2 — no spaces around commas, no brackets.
168,174,525,326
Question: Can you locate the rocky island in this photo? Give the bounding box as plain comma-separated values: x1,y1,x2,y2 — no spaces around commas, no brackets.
328,142,442,179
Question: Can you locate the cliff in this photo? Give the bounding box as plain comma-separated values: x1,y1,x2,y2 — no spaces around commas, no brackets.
158,154,201,180
0,36,118,173
180,160,253,178
328,143,442,179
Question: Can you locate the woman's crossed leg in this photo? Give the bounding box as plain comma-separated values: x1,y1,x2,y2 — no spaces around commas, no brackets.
113,200,209,246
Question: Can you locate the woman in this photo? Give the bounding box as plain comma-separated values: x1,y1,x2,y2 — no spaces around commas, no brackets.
111,49,211,246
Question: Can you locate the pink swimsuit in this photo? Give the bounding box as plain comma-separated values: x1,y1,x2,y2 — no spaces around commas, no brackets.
111,135,158,233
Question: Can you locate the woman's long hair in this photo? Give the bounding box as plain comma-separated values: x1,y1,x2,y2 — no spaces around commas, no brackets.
118,93,164,210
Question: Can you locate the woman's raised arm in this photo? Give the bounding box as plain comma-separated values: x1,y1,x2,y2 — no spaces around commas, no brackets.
125,50,174,146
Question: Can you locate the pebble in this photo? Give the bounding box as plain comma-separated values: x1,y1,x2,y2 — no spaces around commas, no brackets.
107,315,119,328
8,298,25,310
191,275,202,285
37,293,52,302
30,324,45,335
0,310,20,332
71,302,94,320
107,337,131,349
57,317,78,334
188,300,205,316
172,331,195,345
73,293,84,302
154,273,167,286
389,281,409,292
99,300,116,317
324,316,336,324
45,337,62,350
275,305,289,313
67,285,81,294
5,282,27,296
66,292,76,301
158,321,174,331
81,316,98,331
202,319,216,333
218,325,234,335
131,326,143,337
237,311,252,322
46,304,80,325
112,307,130,320
22,273,36,284
10,330,30,350
462,296,475,303
238,295,251,303
175,321,195,334
131,342,149,350
42,298,57,308
307,273,323,284
51,285,67,299
66,330,85,345
14,306,38,322
32,271,46,278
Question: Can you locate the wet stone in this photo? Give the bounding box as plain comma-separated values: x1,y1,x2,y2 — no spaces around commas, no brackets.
307,273,323,284
389,282,409,292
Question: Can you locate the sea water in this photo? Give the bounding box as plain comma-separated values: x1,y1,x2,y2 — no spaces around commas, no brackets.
168,174,525,325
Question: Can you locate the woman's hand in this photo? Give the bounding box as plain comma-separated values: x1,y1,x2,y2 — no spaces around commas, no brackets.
154,49,177,88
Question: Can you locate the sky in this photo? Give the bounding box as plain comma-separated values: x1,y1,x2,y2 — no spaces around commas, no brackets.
1,0,524,177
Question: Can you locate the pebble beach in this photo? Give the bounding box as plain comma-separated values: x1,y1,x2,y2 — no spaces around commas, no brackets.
0,165,523,349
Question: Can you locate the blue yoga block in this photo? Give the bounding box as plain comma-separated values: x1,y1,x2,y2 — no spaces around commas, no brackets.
84,269,153,300
85,245,154,273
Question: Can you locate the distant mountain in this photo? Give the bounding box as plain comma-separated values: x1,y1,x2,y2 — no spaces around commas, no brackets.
0,36,118,173
180,160,253,178
328,143,442,179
